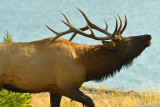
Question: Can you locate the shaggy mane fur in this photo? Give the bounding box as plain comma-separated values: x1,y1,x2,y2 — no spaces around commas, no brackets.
78,45,142,82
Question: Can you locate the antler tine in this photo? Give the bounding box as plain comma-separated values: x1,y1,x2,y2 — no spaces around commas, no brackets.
117,14,122,35
113,17,118,37
77,8,112,36
69,33,77,41
104,20,108,31
61,12,72,24
45,25,59,35
61,20,71,28
76,8,91,24
120,14,127,35
45,33,61,46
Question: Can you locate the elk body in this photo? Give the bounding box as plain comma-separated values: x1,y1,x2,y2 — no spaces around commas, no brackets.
0,8,151,107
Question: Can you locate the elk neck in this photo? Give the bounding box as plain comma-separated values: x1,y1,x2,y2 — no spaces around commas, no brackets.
76,44,134,82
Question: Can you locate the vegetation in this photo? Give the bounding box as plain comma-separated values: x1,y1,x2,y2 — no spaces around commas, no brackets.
0,30,32,107
31,85,160,107
3,30,13,43
0,89,31,107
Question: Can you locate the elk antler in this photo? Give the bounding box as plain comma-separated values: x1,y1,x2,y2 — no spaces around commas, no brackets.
45,8,127,45
120,14,127,35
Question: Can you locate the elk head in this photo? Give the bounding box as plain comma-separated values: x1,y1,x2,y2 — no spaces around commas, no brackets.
45,8,151,59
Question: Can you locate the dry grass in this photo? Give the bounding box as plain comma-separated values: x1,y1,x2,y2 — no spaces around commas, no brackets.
30,85,160,107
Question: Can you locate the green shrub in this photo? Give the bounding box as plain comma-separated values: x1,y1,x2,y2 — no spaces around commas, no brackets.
3,30,13,43
0,30,32,107
0,89,31,107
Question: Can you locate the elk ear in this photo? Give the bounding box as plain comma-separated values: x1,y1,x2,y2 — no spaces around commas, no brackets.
102,41,116,49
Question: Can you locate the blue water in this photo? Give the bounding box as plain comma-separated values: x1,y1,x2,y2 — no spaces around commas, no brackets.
0,0,159,91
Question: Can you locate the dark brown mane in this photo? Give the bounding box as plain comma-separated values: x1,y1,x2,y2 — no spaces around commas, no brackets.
78,45,137,82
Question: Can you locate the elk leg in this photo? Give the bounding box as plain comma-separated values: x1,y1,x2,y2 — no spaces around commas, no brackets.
50,93,62,107
61,87,95,107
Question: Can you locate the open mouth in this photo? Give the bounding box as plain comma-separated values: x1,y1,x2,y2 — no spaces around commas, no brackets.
145,40,151,47
146,41,151,47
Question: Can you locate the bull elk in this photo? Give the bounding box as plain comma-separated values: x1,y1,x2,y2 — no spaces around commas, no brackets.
0,8,151,107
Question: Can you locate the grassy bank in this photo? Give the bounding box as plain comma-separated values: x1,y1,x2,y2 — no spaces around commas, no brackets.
31,85,160,107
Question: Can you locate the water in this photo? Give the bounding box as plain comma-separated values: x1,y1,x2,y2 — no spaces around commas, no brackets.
0,0,159,91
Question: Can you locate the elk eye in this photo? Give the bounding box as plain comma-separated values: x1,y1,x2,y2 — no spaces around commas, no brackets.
124,39,131,45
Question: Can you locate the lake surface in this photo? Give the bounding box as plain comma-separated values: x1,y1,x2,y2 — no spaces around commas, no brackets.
0,0,159,91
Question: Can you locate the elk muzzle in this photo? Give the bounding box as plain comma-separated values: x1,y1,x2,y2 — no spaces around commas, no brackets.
134,34,152,47
142,34,152,47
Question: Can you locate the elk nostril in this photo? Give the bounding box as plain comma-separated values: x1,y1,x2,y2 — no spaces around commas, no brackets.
145,34,152,40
